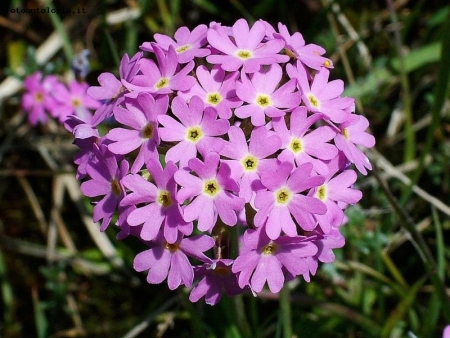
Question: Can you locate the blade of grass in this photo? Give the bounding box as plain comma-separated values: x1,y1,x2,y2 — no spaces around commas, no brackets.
31,287,49,338
279,285,292,338
0,249,14,329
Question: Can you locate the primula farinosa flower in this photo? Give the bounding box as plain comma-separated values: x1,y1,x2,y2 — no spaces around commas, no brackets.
69,18,376,304
107,93,168,173
263,21,334,70
207,19,289,73
123,44,195,95
312,153,362,233
120,159,192,244
232,226,318,293
22,72,60,125
189,259,243,305
141,24,210,64
175,152,245,232
334,114,375,175
178,65,242,119
158,96,229,168
80,145,129,231
288,61,352,123
254,161,327,240
443,325,450,338
273,106,338,175
53,80,101,123
88,52,142,126
220,126,281,202
235,64,301,126
133,230,214,290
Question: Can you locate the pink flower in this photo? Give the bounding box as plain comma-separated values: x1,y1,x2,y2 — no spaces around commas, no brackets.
141,24,210,63
107,93,168,173
134,231,214,290
120,159,192,243
178,65,242,119
273,106,338,175
235,63,301,126
288,62,352,123
232,226,318,293
207,19,289,73
175,152,245,232
254,161,327,239
22,72,60,125
158,96,229,168
334,114,375,175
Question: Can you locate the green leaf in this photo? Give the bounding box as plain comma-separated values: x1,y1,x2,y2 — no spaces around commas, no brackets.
391,42,442,73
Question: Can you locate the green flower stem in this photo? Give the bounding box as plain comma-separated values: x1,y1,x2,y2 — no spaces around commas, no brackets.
280,285,293,338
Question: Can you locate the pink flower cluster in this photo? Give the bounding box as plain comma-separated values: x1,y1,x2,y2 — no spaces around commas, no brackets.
67,19,375,305
21,71,100,126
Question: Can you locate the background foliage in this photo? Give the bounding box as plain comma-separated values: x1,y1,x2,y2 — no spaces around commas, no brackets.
0,0,450,337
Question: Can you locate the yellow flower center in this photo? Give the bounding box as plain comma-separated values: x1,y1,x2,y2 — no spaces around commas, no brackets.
307,93,320,109
315,185,327,201
203,179,220,197
141,123,154,139
110,179,122,196
323,59,332,68
206,92,222,106
186,126,203,142
155,77,169,89
262,242,278,255
255,94,271,107
236,50,253,59
241,155,258,172
35,92,43,103
165,242,179,253
289,138,303,154
72,98,81,108
342,128,350,140
275,187,291,205
176,44,191,53
157,190,172,207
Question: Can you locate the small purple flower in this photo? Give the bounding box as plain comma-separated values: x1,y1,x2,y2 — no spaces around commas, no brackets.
178,65,242,119
235,64,301,126
107,93,168,173
273,106,338,175
207,19,289,73
288,62,352,123
22,72,60,125
254,161,327,239
220,126,281,202
189,259,244,305
175,152,245,232
120,159,192,243
80,145,129,231
334,114,375,175
133,231,214,290
123,44,195,95
142,24,210,63
232,226,318,293
158,96,229,168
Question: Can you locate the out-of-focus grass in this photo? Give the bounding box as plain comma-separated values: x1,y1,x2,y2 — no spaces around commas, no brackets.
0,0,449,337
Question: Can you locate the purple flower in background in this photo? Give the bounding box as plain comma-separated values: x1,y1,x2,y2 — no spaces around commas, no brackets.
254,161,326,239
189,259,244,305
142,24,210,63
107,93,168,173
207,19,289,73
232,226,318,293
158,96,229,168
175,152,245,232
120,160,192,243
178,65,242,119
80,145,129,231
235,64,301,126
22,72,60,125
133,231,214,290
